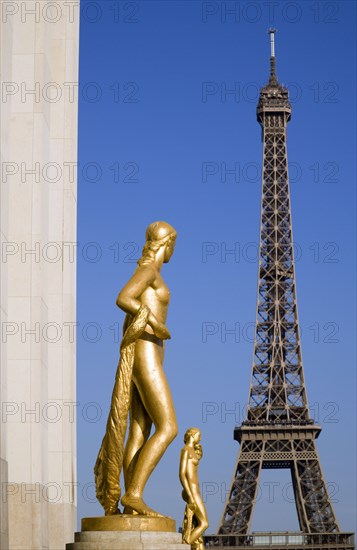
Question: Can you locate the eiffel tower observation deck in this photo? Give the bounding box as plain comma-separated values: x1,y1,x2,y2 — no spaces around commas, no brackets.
204,30,355,550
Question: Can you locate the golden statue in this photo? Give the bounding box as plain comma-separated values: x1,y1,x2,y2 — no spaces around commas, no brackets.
180,428,209,550
94,221,178,517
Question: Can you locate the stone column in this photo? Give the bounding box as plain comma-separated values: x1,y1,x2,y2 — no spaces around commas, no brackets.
0,2,80,548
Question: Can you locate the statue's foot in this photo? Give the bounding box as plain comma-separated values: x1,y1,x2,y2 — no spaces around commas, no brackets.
182,535,190,545
105,507,121,516
123,506,138,515
121,494,164,517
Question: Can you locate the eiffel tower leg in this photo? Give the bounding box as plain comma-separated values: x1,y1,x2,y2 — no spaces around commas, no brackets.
219,446,263,534
291,440,339,533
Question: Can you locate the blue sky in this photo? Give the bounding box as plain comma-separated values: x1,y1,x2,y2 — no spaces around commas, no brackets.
77,0,356,533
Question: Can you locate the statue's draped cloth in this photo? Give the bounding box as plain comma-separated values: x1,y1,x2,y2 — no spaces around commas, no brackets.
94,305,150,514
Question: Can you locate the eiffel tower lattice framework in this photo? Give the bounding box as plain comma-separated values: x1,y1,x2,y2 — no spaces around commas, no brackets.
207,31,355,549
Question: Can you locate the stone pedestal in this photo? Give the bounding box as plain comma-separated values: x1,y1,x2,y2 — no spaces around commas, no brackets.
66,516,190,550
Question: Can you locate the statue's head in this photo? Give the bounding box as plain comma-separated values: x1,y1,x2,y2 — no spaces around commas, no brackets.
145,221,176,242
138,221,177,266
184,427,201,444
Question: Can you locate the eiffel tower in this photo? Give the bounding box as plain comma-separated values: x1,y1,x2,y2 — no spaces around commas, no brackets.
203,31,355,550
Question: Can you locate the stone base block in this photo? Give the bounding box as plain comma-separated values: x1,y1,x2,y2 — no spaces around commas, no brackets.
81,514,176,532
66,517,190,549
66,529,190,549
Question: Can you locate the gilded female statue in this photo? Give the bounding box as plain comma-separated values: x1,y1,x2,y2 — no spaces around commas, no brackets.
94,221,178,517
180,428,209,549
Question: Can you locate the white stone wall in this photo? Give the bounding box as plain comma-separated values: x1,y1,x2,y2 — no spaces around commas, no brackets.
0,2,79,548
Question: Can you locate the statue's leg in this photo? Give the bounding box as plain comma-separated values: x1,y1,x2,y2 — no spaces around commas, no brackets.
123,383,152,492
188,496,209,544
121,340,178,516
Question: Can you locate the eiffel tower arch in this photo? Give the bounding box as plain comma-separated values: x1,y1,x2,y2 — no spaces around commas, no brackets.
204,30,355,550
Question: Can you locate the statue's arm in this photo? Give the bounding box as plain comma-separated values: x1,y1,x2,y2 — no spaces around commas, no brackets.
116,266,169,338
179,448,194,504
116,266,154,312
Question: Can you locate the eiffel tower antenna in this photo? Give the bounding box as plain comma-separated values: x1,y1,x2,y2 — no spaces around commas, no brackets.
269,27,275,57
268,27,277,82
204,31,355,550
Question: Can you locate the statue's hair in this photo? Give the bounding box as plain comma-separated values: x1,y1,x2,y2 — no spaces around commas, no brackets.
184,427,200,444
138,221,177,266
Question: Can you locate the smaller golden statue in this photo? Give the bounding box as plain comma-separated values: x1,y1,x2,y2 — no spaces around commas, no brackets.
180,428,209,550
